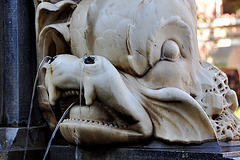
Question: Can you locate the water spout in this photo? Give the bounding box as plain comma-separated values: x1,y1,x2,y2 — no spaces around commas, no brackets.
84,55,95,64
74,55,87,159
43,101,77,160
23,56,52,160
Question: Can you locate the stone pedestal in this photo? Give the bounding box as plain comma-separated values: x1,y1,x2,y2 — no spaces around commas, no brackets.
49,141,240,160
0,125,48,160
2,139,240,160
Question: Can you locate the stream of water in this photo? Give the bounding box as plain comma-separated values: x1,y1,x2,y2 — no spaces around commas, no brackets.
43,55,87,160
75,139,79,160
23,56,52,160
75,55,87,160
24,55,87,160
42,101,77,160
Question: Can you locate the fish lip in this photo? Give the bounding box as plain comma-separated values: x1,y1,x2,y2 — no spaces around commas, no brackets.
59,120,144,145
58,95,141,132
58,101,148,145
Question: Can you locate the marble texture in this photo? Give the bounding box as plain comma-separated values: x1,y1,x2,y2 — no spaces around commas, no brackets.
35,0,239,145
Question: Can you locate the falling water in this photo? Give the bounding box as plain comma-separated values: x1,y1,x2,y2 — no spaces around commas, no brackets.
75,55,87,160
23,56,52,160
43,101,77,160
24,54,87,159
79,54,88,116
75,138,79,160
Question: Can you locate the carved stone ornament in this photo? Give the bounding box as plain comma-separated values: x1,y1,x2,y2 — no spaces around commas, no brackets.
35,0,239,145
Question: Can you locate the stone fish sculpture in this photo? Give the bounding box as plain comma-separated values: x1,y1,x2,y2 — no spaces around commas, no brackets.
35,0,239,145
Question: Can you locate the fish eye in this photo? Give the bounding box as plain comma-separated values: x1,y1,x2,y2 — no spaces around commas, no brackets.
161,40,180,62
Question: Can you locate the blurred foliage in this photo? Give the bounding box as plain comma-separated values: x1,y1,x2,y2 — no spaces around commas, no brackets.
235,107,240,118
236,8,240,18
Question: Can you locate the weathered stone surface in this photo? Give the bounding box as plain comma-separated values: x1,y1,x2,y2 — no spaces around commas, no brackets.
48,141,240,160
0,125,48,160
0,0,43,126
0,2,3,125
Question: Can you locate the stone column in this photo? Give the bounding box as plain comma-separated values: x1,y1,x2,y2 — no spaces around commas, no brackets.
0,0,47,159
0,0,41,126
2,0,20,125
0,2,4,125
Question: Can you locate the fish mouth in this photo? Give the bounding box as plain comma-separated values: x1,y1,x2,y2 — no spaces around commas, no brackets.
60,90,131,129
58,89,151,145
42,55,152,145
